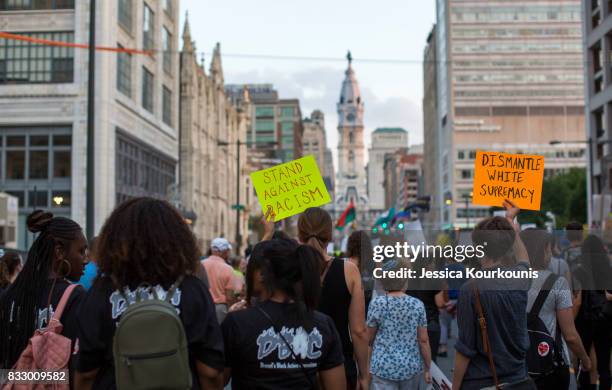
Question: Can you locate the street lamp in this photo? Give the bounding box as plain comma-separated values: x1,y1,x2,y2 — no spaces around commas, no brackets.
217,139,278,254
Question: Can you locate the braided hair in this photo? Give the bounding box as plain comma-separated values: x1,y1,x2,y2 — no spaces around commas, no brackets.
0,210,82,368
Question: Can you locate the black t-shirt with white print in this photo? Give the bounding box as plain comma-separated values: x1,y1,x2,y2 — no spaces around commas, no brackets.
222,300,344,390
76,275,224,390
38,278,85,344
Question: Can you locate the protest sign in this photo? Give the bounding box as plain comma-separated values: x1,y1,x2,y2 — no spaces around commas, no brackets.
472,151,544,211
429,361,452,390
250,155,331,222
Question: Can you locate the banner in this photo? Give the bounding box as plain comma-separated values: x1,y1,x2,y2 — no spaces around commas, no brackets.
250,155,331,222
472,150,544,211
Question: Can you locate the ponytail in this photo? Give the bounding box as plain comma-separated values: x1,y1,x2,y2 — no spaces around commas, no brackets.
294,245,322,310
297,208,332,261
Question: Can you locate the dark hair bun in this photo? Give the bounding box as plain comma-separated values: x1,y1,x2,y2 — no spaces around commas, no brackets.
26,210,54,233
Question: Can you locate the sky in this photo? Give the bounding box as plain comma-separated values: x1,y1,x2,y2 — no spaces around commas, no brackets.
179,0,436,163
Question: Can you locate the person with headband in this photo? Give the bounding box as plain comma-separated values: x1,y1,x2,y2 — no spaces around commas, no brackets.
222,239,346,389
0,210,87,370
297,207,370,390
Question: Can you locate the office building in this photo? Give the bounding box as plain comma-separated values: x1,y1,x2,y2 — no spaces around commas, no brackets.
367,127,409,214
0,0,180,248
426,0,587,230
583,0,612,225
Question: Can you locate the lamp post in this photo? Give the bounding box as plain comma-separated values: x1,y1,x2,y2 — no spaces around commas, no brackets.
218,140,277,254
461,192,473,229
550,137,612,226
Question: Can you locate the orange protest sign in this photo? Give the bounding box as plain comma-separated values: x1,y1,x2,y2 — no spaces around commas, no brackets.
472,151,545,211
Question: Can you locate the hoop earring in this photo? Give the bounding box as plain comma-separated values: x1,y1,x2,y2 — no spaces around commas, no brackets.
60,259,72,278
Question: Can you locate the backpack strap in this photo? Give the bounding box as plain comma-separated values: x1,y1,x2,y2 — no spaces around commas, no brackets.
51,284,78,322
472,286,500,390
528,273,558,321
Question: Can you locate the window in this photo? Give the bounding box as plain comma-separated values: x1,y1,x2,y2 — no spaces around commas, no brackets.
118,0,132,32
457,150,465,160
0,0,74,10
0,32,74,84
6,150,25,179
143,4,154,51
142,67,154,112
117,45,132,97
281,121,293,133
116,129,176,204
460,169,472,179
280,107,294,117
28,190,48,208
29,150,48,179
162,27,172,74
255,106,274,118
255,120,275,132
162,0,172,17
54,150,70,177
162,86,172,126
468,150,477,159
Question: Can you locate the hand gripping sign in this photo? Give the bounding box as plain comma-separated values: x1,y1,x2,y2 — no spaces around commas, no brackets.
472,150,545,211
250,155,332,222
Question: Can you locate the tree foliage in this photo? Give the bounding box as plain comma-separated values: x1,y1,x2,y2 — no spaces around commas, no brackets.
517,168,586,228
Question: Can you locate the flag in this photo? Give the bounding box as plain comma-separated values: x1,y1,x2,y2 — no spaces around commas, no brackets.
374,207,395,228
391,210,411,225
336,201,356,230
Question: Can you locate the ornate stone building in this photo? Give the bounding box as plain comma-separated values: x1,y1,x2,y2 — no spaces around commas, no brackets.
179,17,250,252
334,53,369,226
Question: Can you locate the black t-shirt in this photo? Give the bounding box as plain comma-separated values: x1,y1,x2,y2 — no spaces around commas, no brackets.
76,275,224,390
38,279,85,344
222,300,344,390
406,289,441,324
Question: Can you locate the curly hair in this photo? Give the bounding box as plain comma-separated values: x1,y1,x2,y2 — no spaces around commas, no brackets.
472,216,515,261
96,198,200,288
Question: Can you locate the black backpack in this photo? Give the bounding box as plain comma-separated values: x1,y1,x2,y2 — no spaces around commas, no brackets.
527,273,566,379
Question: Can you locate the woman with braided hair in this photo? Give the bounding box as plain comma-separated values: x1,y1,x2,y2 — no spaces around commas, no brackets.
0,210,87,369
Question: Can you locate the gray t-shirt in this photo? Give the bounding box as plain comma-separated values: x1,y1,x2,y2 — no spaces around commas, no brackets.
548,257,569,278
455,262,531,389
526,270,572,364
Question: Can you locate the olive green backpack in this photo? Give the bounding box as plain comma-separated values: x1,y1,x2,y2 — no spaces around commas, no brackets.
113,276,191,390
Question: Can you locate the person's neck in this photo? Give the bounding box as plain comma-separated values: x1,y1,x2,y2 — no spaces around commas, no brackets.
386,291,406,297
269,290,292,303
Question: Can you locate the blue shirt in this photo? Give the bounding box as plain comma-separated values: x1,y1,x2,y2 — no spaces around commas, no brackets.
78,262,98,290
366,294,427,380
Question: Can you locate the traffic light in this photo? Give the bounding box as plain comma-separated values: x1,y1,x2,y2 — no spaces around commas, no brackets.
397,223,405,229
382,222,388,229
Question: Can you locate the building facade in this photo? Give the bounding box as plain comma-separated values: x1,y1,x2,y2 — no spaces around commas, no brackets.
427,0,587,230
0,0,180,249
302,109,334,190
583,0,612,225
383,149,423,212
179,21,250,252
226,84,303,164
367,128,409,213
423,26,441,236
334,53,369,226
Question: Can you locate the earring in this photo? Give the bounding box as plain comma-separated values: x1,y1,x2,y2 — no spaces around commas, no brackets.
60,259,72,278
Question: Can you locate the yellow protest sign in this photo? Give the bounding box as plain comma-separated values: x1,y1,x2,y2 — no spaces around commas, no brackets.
250,155,332,221
472,150,545,211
